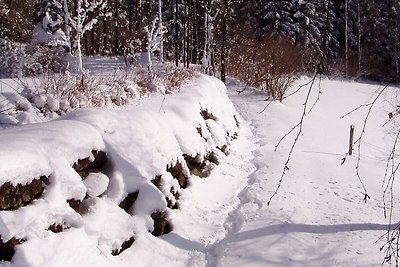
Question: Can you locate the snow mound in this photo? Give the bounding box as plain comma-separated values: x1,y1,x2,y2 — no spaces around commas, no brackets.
0,74,239,266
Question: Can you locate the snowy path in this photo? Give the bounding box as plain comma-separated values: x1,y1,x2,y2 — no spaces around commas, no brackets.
206,79,400,266
164,110,261,267
162,78,400,267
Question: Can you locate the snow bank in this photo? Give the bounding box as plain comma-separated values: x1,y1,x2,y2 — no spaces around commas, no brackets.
0,74,239,266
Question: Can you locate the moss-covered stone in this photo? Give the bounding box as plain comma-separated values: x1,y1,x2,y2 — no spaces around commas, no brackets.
218,145,229,156
183,153,218,178
167,162,188,189
0,237,25,261
119,191,139,213
0,177,46,211
152,176,179,210
111,235,135,256
200,110,217,121
151,211,172,236
48,223,69,233
73,150,107,178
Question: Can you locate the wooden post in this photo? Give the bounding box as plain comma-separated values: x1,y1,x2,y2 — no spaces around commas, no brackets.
349,125,355,155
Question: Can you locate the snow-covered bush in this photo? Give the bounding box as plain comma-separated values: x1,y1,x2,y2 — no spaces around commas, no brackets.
25,70,136,115
0,38,67,78
0,62,197,126
0,38,26,77
26,43,67,75
134,64,195,94
160,65,195,93
10,64,196,122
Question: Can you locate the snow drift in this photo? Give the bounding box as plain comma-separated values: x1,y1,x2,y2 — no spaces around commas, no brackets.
0,74,239,266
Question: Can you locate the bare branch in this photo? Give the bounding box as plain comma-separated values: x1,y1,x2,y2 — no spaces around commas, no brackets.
268,71,319,205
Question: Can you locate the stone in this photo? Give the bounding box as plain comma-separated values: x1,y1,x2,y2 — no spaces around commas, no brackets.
83,172,109,197
184,154,206,177
73,150,107,178
167,162,188,189
151,176,179,210
111,236,135,256
233,114,240,127
200,109,217,121
0,177,46,211
119,191,139,213
48,223,68,233
151,210,172,236
0,236,25,261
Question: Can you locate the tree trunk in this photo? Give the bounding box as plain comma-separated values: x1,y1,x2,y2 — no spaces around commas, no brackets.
220,0,227,83
128,0,134,37
174,0,179,66
357,0,361,76
103,17,108,55
63,0,71,48
114,0,120,54
76,0,83,74
158,0,164,63
345,0,348,78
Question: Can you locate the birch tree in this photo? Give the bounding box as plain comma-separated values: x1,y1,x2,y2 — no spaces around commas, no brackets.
66,0,106,73
158,0,164,63
201,0,219,75
144,8,166,75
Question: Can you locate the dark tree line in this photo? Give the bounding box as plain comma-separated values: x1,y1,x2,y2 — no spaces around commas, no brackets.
1,0,400,83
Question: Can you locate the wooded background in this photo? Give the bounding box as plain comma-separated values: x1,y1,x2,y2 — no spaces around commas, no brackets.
1,0,399,84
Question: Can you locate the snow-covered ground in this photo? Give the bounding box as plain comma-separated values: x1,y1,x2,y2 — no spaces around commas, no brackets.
219,78,400,266
1,70,400,266
158,77,400,267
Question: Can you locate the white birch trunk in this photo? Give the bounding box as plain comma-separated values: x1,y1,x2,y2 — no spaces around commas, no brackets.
158,0,163,63
63,0,71,48
202,11,213,75
146,24,153,75
76,0,83,74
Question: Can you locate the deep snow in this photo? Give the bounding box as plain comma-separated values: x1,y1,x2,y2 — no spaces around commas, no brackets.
1,71,400,266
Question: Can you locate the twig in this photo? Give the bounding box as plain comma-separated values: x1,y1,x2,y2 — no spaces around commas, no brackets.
258,100,273,114
340,83,389,202
308,74,322,114
268,71,318,205
282,75,316,101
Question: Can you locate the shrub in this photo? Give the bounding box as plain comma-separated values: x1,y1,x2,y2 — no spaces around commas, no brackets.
0,38,67,78
227,33,301,101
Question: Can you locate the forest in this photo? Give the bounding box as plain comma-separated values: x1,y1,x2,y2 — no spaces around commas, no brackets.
1,0,400,89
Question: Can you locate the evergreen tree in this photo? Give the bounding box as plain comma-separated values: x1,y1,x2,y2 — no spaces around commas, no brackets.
0,1,9,39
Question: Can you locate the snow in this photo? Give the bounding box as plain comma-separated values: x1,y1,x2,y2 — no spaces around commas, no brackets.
0,74,239,266
83,173,109,197
1,72,399,266
218,77,400,266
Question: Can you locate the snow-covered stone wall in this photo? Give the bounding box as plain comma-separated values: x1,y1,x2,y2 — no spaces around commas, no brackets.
0,75,239,265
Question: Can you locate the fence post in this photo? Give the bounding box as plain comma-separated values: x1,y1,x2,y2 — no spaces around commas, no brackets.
349,125,355,156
